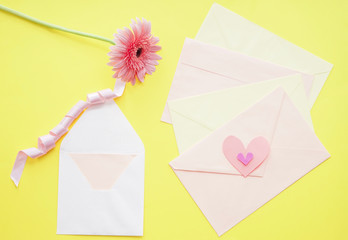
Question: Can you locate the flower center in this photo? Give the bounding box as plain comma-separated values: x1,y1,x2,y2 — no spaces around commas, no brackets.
136,48,143,58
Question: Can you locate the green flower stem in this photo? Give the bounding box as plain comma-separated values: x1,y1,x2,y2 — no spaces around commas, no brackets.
0,5,115,45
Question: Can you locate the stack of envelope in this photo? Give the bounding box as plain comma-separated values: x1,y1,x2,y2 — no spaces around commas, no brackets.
165,3,333,237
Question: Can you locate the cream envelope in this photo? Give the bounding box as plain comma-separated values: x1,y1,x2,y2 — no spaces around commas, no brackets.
57,101,145,236
169,88,330,236
161,38,314,123
196,3,333,108
168,75,312,159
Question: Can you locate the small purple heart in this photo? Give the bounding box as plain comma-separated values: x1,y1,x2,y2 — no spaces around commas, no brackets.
237,152,254,165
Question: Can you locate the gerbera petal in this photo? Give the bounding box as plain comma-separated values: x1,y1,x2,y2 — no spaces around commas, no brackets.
113,60,125,69
131,19,140,39
107,51,125,57
107,60,119,66
146,59,159,66
149,45,161,52
118,67,129,78
138,18,145,36
137,68,146,82
109,45,119,51
145,64,156,74
148,53,162,60
123,27,134,42
115,28,134,45
146,19,152,36
114,33,127,45
124,69,135,83
140,18,151,37
112,71,120,78
150,36,159,44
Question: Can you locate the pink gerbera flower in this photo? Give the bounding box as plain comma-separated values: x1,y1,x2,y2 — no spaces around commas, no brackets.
108,18,161,85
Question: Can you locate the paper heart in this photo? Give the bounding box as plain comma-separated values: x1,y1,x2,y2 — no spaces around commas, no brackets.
237,152,254,165
222,136,270,177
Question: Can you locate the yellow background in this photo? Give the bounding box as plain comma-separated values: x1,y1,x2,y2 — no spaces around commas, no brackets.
0,0,347,239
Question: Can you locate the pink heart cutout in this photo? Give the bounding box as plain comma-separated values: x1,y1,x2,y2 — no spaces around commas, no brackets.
222,136,270,177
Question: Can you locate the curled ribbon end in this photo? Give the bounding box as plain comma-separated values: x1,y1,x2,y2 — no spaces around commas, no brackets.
114,79,126,97
10,151,29,188
10,175,19,187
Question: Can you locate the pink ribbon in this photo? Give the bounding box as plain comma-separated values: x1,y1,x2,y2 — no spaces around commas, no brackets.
11,81,126,187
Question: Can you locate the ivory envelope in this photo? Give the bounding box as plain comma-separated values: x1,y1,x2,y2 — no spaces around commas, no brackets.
196,3,333,107
57,101,145,236
169,89,330,236
168,74,312,156
161,38,314,123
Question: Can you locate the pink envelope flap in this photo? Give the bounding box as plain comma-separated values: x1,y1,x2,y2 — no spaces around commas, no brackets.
170,88,329,176
180,39,313,93
162,39,314,123
169,88,330,235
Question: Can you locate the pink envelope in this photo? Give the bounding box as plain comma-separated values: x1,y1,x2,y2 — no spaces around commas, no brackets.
161,38,314,123
169,88,330,236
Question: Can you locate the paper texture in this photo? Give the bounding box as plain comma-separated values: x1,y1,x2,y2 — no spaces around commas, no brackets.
161,38,314,123
168,75,312,155
169,89,330,236
196,3,333,108
57,101,144,236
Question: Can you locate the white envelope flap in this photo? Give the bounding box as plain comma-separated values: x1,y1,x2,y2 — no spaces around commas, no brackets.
61,101,144,154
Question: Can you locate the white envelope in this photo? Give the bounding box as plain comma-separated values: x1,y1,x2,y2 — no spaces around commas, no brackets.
168,75,312,155
196,3,333,107
57,101,145,236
